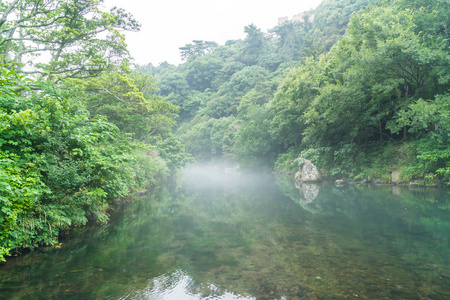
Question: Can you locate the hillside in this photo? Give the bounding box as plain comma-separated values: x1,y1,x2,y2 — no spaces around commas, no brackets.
138,0,449,186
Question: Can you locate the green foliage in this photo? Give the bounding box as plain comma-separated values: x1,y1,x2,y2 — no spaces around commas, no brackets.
267,1,450,184
274,149,300,174
179,40,219,61
151,134,194,170
178,116,237,161
388,95,449,143
0,0,140,79
270,21,304,61
133,0,449,187
241,24,268,66
268,58,322,148
312,0,375,51
183,54,224,91
204,65,271,118
0,0,192,262
386,94,449,185
131,150,170,188
234,105,278,171
0,67,178,261
0,151,45,259
413,139,450,186
78,69,179,141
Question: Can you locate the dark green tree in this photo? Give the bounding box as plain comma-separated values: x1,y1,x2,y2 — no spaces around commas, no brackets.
241,24,267,65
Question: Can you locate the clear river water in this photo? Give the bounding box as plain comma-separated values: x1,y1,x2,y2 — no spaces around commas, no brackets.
0,164,449,300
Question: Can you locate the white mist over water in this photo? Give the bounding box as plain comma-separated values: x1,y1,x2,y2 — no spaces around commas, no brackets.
181,163,243,190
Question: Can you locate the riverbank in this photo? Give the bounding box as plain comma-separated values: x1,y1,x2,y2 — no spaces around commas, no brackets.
274,139,450,189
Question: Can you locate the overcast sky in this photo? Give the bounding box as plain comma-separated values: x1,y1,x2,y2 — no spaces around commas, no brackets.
103,0,323,66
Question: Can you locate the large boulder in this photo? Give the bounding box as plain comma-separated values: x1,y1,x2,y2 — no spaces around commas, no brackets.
295,158,322,183
391,170,401,184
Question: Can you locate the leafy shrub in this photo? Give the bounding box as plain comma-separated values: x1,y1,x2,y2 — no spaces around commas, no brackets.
0,69,176,261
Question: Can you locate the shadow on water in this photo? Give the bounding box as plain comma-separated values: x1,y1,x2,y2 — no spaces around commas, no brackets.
1,163,449,299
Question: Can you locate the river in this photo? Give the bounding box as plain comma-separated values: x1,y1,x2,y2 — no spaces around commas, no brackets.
0,164,449,299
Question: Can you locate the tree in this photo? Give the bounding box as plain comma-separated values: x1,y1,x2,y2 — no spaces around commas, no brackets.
270,21,303,61
0,0,140,79
205,65,270,118
0,71,166,261
234,105,278,170
78,69,179,142
311,0,374,51
183,53,224,91
178,115,236,161
241,24,267,65
268,58,322,148
179,40,218,61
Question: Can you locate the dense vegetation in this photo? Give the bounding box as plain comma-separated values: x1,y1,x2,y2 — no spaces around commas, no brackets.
1,0,449,261
139,0,449,185
0,0,191,261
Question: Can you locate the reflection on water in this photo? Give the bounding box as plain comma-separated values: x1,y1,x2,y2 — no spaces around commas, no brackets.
295,182,320,204
0,164,449,299
121,270,255,300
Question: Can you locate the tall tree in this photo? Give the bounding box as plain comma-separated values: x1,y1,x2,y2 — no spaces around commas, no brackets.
241,24,267,65
271,21,303,61
0,0,140,79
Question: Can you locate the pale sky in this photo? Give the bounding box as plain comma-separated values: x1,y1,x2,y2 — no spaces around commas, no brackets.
103,0,323,66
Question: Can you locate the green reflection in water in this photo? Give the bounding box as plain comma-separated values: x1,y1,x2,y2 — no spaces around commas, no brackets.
0,165,449,300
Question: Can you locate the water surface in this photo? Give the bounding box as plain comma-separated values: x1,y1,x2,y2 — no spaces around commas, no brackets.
1,165,449,299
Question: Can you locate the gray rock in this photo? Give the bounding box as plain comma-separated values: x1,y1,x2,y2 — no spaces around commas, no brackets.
409,182,419,187
335,179,346,185
392,170,401,184
296,158,322,183
295,171,301,182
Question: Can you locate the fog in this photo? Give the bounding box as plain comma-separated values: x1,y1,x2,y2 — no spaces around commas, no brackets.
181,162,243,190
